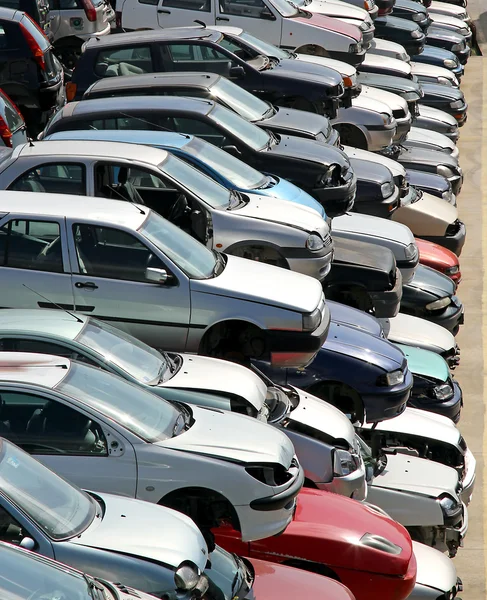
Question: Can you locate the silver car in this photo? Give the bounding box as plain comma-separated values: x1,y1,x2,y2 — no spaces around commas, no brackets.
0,191,330,367
0,140,334,281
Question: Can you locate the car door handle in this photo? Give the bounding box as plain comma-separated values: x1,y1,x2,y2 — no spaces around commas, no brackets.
216,16,229,20
158,8,171,13
75,281,98,290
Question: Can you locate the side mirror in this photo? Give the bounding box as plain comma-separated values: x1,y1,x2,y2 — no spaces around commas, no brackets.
260,7,275,20
229,65,246,79
145,267,170,284
20,537,36,550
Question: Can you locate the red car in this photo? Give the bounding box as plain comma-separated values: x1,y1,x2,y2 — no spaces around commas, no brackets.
249,558,356,599
416,238,462,286
216,488,416,600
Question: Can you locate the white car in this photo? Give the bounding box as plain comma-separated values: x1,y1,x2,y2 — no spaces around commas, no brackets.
357,84,412,142
410,61,460,88
367,37,410,61
409,541,463,599
413,104,459,141
0,352,304,542
403,127,459,160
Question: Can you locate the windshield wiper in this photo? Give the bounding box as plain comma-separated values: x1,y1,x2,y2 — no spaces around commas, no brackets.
211,251,224,277
83,574,106,600
162,351,177,375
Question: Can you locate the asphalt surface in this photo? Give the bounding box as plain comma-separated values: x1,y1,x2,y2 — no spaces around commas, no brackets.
444,7,486,595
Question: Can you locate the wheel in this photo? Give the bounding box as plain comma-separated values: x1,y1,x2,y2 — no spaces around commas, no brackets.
228,245,289,269
199,321,268,365
54,42,82,70
333,123,368,150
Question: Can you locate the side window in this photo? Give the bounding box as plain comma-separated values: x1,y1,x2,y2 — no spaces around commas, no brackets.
0,219,64,273
165,43,233,75
0,506,24,545
0,22,21,51
72,223,165,281
0,338,98,366
59,0,83,8
160,0,210,10
8,163,85,196
0,393,108,456
94,46,153,77
172,117,227,145
220,0,268,18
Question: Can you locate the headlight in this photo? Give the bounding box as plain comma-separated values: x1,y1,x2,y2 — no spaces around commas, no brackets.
360,533,403,554
430,382,454,401
412,12,423,21
411,29,423,39
437,76,451,86
302,307,322,332
450,99,464,109
306,233,324,251
451,43,463,52
349,42,363,54
404,242,418,260
445,264,460,275
380,181,394,199
442,190,454,204
448,124,458,133
437,164,455,179
444,58,458,68
426,296,452,311
175,562,208,596
438,494,463,524
359,21,369,32
377,369,405,387
333,449,359,476
319,164,339,187
380,112,391,125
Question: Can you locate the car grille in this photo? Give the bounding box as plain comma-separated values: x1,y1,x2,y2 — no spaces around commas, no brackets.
446,219,462,236
393,108,407,119
323,234,333,247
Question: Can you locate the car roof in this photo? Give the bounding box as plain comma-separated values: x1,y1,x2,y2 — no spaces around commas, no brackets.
0,190,149,229
46,129,194,150
0,7,22,21
13,139,169,164
84,26,222,49
88,72,220,93
0,352,71,388
65,95,215,117
0,309,86,339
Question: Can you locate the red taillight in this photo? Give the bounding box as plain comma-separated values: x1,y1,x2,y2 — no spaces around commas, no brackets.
66,81,77,102
0,116,13,147
19,22,46,71
81,0,97,21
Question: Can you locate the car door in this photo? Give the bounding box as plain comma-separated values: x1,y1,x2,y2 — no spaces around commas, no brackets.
155,0,216,29
0,215,76,311
65,219,191,350
6,161,87,195
159,41,236,78
216,0,282,45
0,387,138,497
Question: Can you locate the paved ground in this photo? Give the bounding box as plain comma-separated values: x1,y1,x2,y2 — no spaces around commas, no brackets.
445,11,486,595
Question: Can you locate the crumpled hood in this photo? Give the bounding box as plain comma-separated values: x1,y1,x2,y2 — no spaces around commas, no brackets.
70,492,208,570
306,0,369,21
161,354,267,412
412,540,458,592
405,263,456,297
290,387,355,445
332,212,414,246
268,134,351,169
407,127,456,153
192,253,323,313
333,237,396,273
267,57,343,87
161,404,295,466
350,157,392,186
393,191,458,236
263,106,331,138
395,343,449,381
421,82,465,103
351,92,392,114
236,194,329,236
359,84,408,112
373,453,460,498
343,146,406,177
417,104,457,126
296,53,356,77
381,312,456,354
329,299,383,337
360,53,412,77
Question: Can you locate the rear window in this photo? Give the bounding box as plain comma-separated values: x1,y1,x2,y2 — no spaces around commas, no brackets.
0,0,20,8
0,92,24,131
20,14,49,50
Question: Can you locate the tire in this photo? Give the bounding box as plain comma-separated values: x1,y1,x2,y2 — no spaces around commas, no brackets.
333,123,368,150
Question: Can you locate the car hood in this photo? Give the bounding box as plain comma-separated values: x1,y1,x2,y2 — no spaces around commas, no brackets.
394,343,449,381
415,238,458,269
376,14,422,32
296,53,356,77
269,134,351,169
323,321,404,369
412,541,458,592
405,264,455,297
351,92,392,113
359,85,407,111
421,82,465,103
161,354,267,412
294,488,413,576
360,53,412,77
380,312,455,354
417,104,458,126
343,145,406,177
407,170,449,194
357,72,422,97
329,299,383,337
70,492,208,570
410,60,459,84
267,58,343,87
363,406,462,450
192,253,323,313
407,127,456,153
306,0,369,20
162,403,295,466
264,106,332,138
332,212,414,246
374,453,459,499
427,25,464,44
333,237,396,273
350,157,392,186
393,191,458,236
293,13,361,41
237,194,329,236
398,147,459,170
290,387,356,445
272,177,325,217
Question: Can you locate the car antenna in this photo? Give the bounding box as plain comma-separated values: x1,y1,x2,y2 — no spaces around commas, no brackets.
194,19,206,27
22,284,84,324
119,112,190,138
28,138,34,147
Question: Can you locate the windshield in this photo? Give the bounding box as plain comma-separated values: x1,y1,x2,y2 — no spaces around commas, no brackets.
0,543,97,600
140,211,218,279
57,362,181,442
237,32,290,59
76,319,167,384
205,547,253,600
161,153,231,209
267,0,298,17
212,77,271,122
182,137,268,190
208,104,271,152
0,439,95,541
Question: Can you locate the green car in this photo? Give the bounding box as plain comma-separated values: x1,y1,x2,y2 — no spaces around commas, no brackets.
394,343,462,423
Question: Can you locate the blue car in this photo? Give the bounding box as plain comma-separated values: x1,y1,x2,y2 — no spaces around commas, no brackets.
410,46,464,79
255,319,413,424
44,130,326,218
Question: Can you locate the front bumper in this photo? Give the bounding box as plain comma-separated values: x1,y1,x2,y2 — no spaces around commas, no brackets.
312,175,357,218
363,368,414,423
402,294,464,335
394,117,412,143
397,253,421,285
408,379,463,423
318,463,367,500
411,114,459,142
421,218,466,256
351,184,401,219
369,266,403,318
286,247,333,282
461,448,476,506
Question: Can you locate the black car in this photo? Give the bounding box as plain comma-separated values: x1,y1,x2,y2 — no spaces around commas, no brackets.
410,45,464,78
66,28,346,118
400,264,464,334
0,0,51,38
324,238,403,318
373,15,426,55
349,157,401,218
357,71,422,118
419,82,467,125
397,146,463,196
406,169,455,205
425,26,470,64
0,8,64,135
81,72,341,146
41,95,357,217
391,0,432,30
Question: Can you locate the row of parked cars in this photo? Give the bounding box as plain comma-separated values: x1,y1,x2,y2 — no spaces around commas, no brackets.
0,0,475,598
